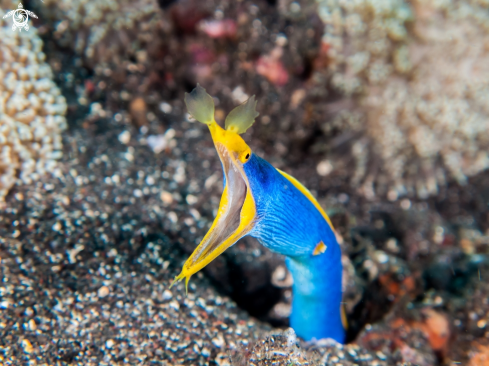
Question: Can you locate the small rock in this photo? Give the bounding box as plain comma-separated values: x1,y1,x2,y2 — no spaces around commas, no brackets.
186,194,198,205
273,302,291,318
129,97,147,126
21,339,33,354
160,191,173,205
418,309,450,353
212,335,225,348
98,286,110,298
317,160,333,176
290,89,306,109
160,102,172,114
118,130,131,145
28,319,37,331
162,290,173,300
215,351,232,366
271,265,293,287
167,212,178,224
24,307,34,317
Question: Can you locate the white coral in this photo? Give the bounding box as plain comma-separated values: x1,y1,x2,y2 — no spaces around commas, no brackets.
0,10,67,203
316,0,413,95
40,0,159,59
316,0,489,198
364,0,489,197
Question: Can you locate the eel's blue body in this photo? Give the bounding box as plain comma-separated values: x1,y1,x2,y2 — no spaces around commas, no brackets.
242,154,345,342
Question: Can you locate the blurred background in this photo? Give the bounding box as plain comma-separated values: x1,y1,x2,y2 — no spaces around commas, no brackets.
1,0,489,364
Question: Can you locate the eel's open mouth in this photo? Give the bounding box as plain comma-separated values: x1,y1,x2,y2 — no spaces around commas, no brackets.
192,144,248,262
172,143,255,285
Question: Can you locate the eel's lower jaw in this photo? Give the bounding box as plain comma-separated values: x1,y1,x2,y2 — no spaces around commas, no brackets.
170,146,255,291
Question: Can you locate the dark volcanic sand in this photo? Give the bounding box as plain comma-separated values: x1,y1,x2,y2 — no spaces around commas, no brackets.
2,0,489,364
0,124,416,365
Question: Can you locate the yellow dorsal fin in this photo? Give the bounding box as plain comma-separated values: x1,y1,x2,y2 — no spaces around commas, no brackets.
184,84,215,125
276,169,335,231
341,303,348,329
225,96,259,134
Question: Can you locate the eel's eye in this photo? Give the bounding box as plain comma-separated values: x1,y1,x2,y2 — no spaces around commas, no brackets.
240,151,251,163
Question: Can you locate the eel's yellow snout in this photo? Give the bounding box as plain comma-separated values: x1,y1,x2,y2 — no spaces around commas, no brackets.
170,85,259,292
169,137,256,292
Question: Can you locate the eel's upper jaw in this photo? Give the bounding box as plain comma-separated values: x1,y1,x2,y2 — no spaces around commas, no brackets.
171,143,256,288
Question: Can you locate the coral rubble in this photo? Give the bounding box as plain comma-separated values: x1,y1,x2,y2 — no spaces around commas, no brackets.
0,11,67,204
316,0,489,198
38,0,162,62
315,0,413,95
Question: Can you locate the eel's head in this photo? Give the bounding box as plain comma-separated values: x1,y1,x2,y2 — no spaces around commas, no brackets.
171,85,259,292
